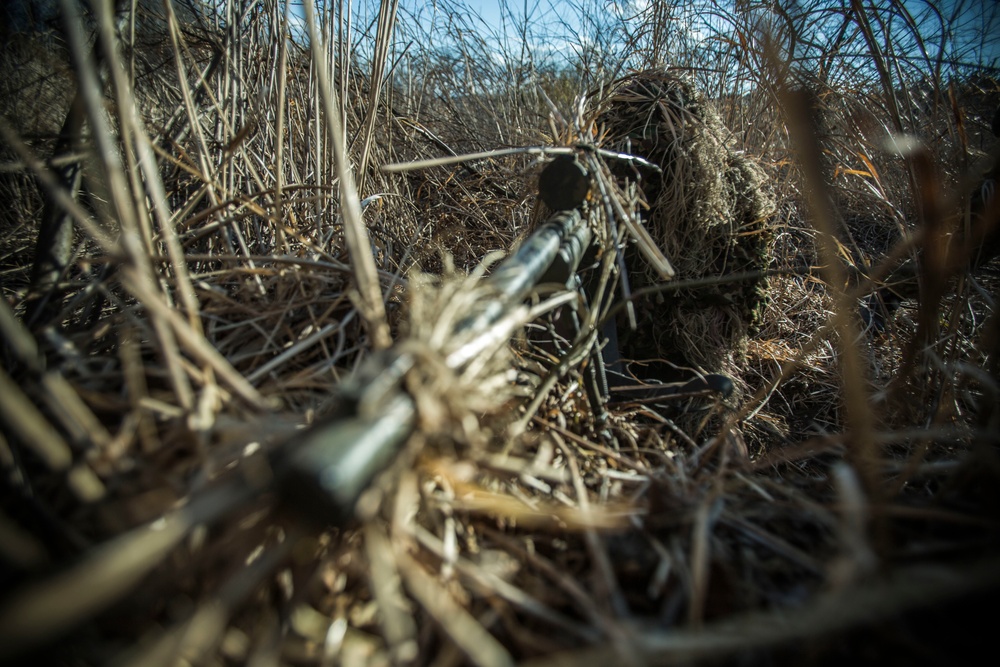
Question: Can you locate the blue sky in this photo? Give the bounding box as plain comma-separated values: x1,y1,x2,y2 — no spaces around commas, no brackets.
386,0,1000,72
7,0,991,74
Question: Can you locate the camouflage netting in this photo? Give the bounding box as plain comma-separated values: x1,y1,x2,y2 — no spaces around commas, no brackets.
597,70,777,378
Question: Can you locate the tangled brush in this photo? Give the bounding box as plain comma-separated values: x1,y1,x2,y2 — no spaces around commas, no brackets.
597,70,777,379
396,252,527,444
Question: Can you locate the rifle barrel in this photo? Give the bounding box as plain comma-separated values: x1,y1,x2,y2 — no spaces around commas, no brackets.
276,209,589,524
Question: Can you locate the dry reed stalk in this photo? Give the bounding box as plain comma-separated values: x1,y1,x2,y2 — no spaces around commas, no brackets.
1,1,999,666
302,0,391,350
356,0,401,190
776,81,881,510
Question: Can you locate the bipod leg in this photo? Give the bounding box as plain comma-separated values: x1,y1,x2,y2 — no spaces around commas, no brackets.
563,276,610,425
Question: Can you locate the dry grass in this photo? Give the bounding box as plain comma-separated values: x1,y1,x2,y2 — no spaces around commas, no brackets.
1,1,999,666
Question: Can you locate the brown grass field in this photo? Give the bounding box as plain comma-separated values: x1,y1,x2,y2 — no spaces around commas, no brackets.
1,1,999,665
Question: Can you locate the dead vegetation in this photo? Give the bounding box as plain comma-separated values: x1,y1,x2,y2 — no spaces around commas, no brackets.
1,1,999,666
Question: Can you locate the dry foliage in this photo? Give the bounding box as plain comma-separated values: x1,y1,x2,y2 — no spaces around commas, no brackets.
1,1,999,666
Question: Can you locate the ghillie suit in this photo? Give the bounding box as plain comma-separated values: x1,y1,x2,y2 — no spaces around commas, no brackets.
597,71,776,382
